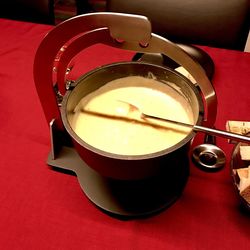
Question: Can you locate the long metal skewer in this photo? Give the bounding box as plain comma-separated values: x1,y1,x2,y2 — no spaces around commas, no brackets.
122,101,250,144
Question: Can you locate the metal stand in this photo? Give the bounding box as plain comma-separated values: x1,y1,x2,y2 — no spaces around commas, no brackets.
47,120,189,218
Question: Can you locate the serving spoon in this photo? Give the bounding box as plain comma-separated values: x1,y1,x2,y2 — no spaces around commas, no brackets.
120,101,250,144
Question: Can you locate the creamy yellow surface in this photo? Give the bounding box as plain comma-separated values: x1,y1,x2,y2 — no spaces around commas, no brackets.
69,76,194,155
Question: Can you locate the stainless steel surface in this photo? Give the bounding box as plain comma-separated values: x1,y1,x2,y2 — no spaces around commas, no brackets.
47,145,189,217
34,12,217,132
113,33,217,127
32,12,219,214
192,133,226,171
192,143,226,171
47,114,190,216
193,126,250,143
61,62,203,180
33,12,152,131
56,25,217,127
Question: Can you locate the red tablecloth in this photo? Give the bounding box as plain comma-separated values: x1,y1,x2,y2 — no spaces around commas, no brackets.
0,18,250,249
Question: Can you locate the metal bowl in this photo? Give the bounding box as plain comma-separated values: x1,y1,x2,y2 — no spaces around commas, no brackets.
61,61,204,180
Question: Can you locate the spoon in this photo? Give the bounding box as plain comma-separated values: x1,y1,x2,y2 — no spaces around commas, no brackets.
121,101,250,144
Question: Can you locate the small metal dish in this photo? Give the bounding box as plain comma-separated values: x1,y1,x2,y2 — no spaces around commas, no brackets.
231,140,250,211
192,143,226,172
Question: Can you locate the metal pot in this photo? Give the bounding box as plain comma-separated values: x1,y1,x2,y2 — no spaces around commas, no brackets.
34,12,217,180
60,62,204,180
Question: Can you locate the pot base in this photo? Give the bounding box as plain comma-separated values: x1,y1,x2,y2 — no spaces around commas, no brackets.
47,145,189,218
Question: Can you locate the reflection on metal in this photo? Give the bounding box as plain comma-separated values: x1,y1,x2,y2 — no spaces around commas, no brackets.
47,124,189,218
33,12,219,217
192,134,226,172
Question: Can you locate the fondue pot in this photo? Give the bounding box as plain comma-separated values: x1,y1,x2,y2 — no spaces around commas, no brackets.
33,13,217,217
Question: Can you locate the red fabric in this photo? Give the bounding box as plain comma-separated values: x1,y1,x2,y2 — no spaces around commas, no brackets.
0,18,250,249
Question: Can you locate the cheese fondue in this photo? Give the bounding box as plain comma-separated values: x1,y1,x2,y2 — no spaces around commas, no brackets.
69,76,194,155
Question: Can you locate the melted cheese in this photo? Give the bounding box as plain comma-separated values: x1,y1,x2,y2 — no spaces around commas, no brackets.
69,76,194,155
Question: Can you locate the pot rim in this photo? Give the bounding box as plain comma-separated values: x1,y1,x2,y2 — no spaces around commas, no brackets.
61,61,204,160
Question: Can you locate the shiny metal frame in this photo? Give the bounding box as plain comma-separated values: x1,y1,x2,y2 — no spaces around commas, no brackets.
33,12,217,132
33,12,219,216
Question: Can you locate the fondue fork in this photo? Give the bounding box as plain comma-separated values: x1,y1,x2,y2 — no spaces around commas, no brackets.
121,101,250,144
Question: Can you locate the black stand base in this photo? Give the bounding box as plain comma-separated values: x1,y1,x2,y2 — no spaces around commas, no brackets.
47,145,189,218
